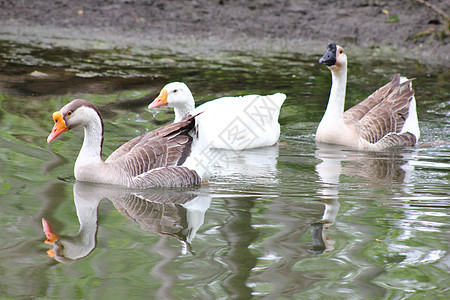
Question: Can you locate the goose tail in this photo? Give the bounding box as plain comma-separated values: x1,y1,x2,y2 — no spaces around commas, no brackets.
399,77,420,141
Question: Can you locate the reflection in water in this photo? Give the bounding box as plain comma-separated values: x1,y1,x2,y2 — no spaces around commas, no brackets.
42,182,211,263
313,143,416,254
310,199,339,254
0,40,447,298
211,145,279,184
220,197,258,299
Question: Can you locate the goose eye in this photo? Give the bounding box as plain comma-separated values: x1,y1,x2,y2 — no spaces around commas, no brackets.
173,89,178,93
67,111,73,116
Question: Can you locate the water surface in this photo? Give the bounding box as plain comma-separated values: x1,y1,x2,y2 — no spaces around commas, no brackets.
0,41,449,299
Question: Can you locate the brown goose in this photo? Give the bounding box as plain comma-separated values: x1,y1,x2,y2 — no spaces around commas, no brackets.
316,43,420,150
47,99,205,187
42,182,211,262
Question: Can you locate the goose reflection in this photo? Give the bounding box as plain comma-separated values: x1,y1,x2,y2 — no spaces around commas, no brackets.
211,144,279,184
42,182,211,263
312,143,416,254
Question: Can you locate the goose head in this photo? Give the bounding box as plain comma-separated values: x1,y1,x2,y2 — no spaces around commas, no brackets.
47,99,104,143
319,43,347,72
148,82,195,110
42,217,97,264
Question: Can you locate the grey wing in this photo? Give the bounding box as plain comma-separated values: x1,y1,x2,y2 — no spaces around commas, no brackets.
355,78,414,144
105,116,196,177
106,133,149,163
109,189,197,236
132,166,201,187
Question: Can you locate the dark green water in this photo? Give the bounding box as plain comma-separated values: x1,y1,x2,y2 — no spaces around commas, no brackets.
0,41,449,299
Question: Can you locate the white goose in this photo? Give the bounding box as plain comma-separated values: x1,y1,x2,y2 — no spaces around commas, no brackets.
148,82,286,150
47,99,208,187
316,42,420,150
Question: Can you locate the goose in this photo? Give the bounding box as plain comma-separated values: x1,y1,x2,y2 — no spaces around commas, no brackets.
42,182,212,262
148,82,286,150
47,99,209,188
316,42,420,150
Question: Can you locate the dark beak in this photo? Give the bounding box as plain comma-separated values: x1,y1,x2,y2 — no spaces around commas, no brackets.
319,42,337,66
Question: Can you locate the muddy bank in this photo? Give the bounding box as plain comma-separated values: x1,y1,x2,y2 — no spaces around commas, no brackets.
0,0,449,65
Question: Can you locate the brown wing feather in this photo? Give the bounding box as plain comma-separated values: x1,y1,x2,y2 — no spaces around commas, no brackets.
373,132,416,148
105,114,197,177
344,74,401,122
357,79,414,143
133,166,201,187
110,190,197,237
344,75,415,144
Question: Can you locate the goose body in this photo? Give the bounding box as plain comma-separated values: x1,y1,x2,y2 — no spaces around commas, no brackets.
42,182,212,262
47,99,207,188
316,43,420,150
148,82,286,150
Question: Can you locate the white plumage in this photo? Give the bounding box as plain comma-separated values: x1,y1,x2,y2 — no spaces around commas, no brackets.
148,82,286,150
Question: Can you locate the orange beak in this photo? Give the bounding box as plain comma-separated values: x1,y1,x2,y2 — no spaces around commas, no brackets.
148,88,168,109
46,249,56,258
42,218,61,244
47,111,68,143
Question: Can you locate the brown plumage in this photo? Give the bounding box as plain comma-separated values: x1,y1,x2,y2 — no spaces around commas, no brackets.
47,99,202,188
316,43,420,150
106,116,196,176
345,74,417,146
110,189,197,239
42,182,205,262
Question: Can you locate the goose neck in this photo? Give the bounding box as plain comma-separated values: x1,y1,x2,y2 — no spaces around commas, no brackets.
75,196,100,242
324,66,347,120
174,103,195,123
77,118,104,164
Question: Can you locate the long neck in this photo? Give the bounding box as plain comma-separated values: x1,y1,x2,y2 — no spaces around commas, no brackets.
173,95,195,123
61,184,102,260
323,65,347,121
74,185,101,247
77,117,104,164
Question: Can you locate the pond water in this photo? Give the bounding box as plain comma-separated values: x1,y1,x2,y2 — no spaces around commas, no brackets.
0,40,449,299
